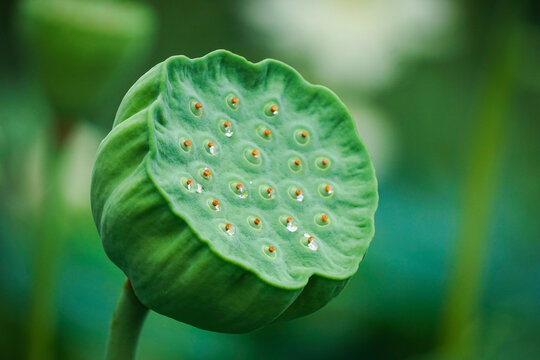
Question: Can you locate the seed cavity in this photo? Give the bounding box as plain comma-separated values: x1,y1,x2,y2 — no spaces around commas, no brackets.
288,156,304,173
257,126,273,140
230,181,248,198
319,183,334,197
264,103,280,117
190,100,204,117
207,141,216,155
316,157,331,170
201,168,212,180
224,223,235,236
302,233,319,251
295,129,310,145
288,186,304,202
315,212,331,226
219,119,234,137
182,177,195,191
180,138,193,152
226,95,240,110
245,148,262,165
209,199,221,211
281,216,298,232
263,244,277,258
248,216,262,230
182,177,203,193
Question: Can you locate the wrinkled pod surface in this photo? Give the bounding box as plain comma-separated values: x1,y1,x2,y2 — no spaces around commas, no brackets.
91,50,378,333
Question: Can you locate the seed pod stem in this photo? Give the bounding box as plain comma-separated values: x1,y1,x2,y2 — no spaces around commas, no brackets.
105,279,149,360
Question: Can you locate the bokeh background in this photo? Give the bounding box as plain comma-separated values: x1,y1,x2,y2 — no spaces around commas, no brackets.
1,0,539,359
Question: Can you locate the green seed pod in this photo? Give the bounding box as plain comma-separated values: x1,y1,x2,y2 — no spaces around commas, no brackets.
91,50,378,333
17,0,156,118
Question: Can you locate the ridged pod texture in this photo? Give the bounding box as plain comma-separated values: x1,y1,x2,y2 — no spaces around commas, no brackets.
91,50,378,333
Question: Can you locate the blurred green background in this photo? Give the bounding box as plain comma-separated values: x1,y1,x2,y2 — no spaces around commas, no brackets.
1,0,539,359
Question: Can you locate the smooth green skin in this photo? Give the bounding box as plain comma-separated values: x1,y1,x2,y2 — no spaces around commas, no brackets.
18,0,155,117
106,279,148,360
91,50,378,333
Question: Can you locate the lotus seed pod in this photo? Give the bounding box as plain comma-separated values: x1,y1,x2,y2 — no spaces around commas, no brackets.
91,50,378,333
17,0,156,118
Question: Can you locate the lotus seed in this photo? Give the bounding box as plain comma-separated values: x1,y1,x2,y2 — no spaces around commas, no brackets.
268,245,275,253
222,121,234,137
287,222,298,232
325,184,332,194
295,188,304,202
264,129,271,137
231,97,239,105
211,199,221,212
269,105,278,115
234,182,248,198
321,214,328,222
203,168,211,177
194,102,203,110
266,187,274,198
183,139,191,147
224,223,235,236
303,234,319,251
207,141,216,155
252,149,260,157
254,218,261,225
321,158,329,166
294,159,301,166
301,131,308,138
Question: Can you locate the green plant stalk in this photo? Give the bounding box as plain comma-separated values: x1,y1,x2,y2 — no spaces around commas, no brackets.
27,120,72,360
105,279,149,360
439,16,520,357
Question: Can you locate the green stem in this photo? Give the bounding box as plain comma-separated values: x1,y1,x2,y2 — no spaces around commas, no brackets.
105,279,149,360
439,5,520,357
27,119,71,360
